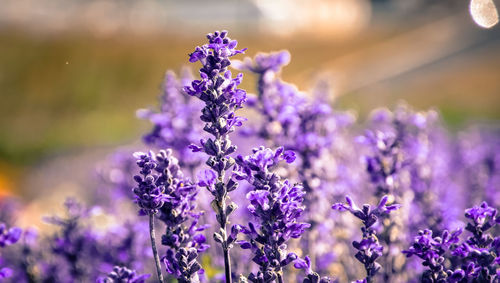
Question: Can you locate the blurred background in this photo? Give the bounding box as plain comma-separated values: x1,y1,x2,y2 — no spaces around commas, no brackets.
0,0,499,222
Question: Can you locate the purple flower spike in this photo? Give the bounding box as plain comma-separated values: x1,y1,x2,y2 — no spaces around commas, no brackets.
333,196,400,282
233,50,291,74
97,266,150,283
332,195,400,228
138,69,205,171
0,223,22,247
465,201,498,228
0,268,13,279
235,146,310,282
186,30,247,283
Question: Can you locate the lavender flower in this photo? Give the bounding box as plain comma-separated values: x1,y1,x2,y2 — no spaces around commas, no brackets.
133,149,207,282
405,202,500,282
234,146,310,283
152,151,209,282
357,130,405,198
294,256,332,283
451,202,500,281
97,266,150,283
236,51,356,276
132,151,169,216
132,149,175,282
403,229,462,282
185,30,247,283
332,196,400,282
138,69,205,172
0,222,21,280
0,223,21,247
43,198,98,280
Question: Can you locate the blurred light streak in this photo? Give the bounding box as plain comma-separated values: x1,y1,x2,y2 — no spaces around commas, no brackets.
253,0,371,37
470,0,499,28
295,13,497,96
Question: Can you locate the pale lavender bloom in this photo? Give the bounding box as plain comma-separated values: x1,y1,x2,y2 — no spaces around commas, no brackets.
138,69,205,171
234,147,310,282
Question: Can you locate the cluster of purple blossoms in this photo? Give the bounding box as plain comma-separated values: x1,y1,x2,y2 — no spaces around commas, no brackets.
0,222,22,279
133,149,207,282
97,266,151,283
405,201,500,282
0,222,21,248
236,50,355,274
357,130,405,198
403,229,463,282
232,146,314,282
133,151,170,216
333,196,400,283
184,30,247,283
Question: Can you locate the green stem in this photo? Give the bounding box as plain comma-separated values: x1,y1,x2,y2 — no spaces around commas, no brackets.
149,214,165,283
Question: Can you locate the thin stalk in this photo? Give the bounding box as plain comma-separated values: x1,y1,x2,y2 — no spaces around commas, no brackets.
277,273,284,283
219,200,232,283
223,243,232,283
215,149,232,283
149,214,164,283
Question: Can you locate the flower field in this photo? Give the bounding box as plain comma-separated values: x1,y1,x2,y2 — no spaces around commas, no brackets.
0,30,499,283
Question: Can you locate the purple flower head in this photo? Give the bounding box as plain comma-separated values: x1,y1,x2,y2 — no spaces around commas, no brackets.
163,247,203,283
131,150,210,281
234,146,309,280
464,201,498,229
185,31,247,283
132,151,168,215
358,130,406,196
233,50,291,74
184,30,247,111
235,146,296,177
97,266,150,283
132,149,207,282
333,196,400,281
332,195,400,228
406,201,500,282
403,229,462,264
0,222,22,247
0,268,13,279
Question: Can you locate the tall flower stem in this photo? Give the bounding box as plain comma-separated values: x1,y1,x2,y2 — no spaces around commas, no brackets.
223,241,232,283
149,214,164,283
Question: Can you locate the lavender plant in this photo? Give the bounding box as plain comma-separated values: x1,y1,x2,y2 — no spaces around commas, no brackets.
0,222,21,279
97,266,151,283
450,202,500,282
236,50,356,275
333,195,400,282
133,149,208,282
405,201,500,282
184,30,247,283
138,69,205,173
232,146,310,282
403,229,463,282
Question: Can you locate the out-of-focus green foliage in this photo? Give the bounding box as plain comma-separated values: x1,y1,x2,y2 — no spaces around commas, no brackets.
0,30,499,165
